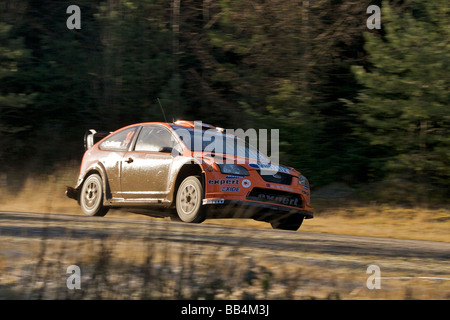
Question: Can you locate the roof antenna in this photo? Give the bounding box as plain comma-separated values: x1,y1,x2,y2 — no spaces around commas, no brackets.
157,97,168,123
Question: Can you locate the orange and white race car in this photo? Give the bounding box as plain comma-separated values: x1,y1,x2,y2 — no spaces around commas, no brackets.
66,120,313,230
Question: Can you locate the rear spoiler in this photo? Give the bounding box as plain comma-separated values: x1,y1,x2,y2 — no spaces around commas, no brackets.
84,129,112,150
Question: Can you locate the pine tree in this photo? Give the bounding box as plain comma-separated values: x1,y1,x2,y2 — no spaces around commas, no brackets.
229,0,373,186
0,23,35,165
95,0,180,125
349,0,450,202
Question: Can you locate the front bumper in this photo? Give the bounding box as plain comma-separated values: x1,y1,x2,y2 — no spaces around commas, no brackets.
202,198,313,219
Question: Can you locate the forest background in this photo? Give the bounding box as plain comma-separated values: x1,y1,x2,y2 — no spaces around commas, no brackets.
0,0,448,205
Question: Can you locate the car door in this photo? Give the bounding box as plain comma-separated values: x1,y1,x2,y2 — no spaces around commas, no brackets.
97,126,139,199
120,125,178,200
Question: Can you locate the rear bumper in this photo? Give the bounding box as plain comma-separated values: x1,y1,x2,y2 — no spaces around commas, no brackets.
65,186,79,201
202,198,313,219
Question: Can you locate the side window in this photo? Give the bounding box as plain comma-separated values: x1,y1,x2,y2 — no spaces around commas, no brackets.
99,127,137,151
135,126,179,152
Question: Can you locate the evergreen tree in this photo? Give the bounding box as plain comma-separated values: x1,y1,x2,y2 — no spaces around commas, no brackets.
0,23,35,166
228,0,373,186
348,0,450,202
95,0,186,125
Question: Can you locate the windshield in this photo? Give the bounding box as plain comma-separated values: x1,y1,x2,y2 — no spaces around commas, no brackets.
171,126,269,162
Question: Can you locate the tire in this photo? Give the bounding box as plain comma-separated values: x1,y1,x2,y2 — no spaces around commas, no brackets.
270,214,304,231
80,174,109,217
175,176,206,223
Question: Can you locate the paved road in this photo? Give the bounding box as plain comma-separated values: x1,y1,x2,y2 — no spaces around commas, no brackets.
1,211,449,262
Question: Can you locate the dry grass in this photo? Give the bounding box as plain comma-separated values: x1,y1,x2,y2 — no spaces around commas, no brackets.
1,231,448,300
301,204,450,243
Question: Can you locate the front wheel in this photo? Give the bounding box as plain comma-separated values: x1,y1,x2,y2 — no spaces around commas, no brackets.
270,214,304,231
176,176,206,223
80,174,109,217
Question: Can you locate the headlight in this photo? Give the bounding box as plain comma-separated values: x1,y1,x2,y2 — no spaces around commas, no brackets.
298,175,309,188
217,164,249,176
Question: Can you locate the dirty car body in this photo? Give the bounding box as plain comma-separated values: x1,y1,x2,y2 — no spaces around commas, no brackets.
66,121,313,230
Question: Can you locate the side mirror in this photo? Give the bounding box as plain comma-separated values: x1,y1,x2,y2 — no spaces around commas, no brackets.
158,146,173,153
159,146,182,156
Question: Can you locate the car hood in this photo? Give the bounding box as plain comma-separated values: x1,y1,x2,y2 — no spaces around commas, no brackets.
193,152,300,177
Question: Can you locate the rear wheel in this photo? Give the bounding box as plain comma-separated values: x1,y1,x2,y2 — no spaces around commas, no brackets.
176,176,206,223
80,174,109,217
270,214,303,231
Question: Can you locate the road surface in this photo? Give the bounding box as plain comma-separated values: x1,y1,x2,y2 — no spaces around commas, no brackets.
1,211,449,260
1,211,449,299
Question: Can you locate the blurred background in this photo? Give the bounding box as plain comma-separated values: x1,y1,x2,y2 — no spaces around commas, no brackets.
0,0,448,205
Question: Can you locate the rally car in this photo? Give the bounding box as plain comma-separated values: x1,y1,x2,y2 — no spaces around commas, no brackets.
66,120,313,230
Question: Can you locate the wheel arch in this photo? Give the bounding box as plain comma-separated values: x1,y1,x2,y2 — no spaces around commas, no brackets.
170,161,205,206
78,162,111,204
